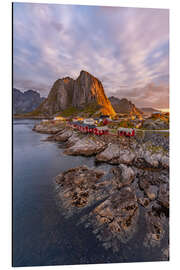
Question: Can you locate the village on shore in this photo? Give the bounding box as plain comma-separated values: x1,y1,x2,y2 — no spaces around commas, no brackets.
32,111,169,259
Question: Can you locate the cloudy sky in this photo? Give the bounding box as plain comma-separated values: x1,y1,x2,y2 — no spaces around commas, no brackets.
13,3,169,109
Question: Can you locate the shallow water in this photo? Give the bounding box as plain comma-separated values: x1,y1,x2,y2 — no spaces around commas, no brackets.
13,119,168,267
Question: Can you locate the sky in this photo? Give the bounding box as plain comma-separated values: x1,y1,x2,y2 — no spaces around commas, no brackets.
13,3,169,109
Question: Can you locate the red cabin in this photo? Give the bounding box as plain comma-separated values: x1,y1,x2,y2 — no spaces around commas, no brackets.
117,128,135,137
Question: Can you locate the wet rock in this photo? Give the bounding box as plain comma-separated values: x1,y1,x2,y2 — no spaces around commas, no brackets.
144,209,166,247
55,163,169,253
55,166,108,214
146,185,159,200
89,187,139,250
64,136,107,156
138,197,150,208
139,178,150,191
139,178,158,200
158,184,169,209
161,247,169,260
47,129,72,142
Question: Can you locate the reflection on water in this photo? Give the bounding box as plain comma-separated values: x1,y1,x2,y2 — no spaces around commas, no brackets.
13,119,168,267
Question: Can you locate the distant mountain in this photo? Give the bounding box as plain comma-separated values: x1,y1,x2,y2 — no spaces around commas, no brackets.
140,107,160,114
32,70,116,117
13,88,45,114
109,96,142,117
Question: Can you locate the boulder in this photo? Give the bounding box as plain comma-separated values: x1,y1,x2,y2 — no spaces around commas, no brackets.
64,136,106,156
55,165,107,213
47,129,72,142
95,143,119,164
119,149,136,165
139,178,158,200
111,164,135,189
90,186,139,250
65,133,81,147
96,143,136,165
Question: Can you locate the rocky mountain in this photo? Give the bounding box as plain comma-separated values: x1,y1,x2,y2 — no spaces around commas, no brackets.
33,70,116,116
13,88,45,114
140,107,160,114
109,96,142,117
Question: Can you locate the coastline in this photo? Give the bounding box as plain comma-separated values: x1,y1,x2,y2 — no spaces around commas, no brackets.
32,119,169,258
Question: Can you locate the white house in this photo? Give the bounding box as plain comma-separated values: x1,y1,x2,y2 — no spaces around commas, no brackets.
83,118,95,125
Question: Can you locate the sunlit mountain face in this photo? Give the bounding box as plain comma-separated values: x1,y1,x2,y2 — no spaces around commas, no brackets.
13,3,169,109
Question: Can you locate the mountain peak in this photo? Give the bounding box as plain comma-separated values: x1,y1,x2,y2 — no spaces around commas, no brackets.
32,71,116,116
109,96,142,116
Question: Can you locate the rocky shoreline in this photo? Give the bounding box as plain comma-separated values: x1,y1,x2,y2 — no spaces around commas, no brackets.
33,121,169,259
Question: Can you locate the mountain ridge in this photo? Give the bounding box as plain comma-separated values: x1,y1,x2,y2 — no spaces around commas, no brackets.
13,88,45,114
32,70,116,117
109,96,142,117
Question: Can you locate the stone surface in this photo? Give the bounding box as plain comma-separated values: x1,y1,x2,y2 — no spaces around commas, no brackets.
64,136,107,156
89,187,139,250
96,143,136,165
32,121,65,134
47,129,72,142
144,208,166,247
55,162,169,253
158,184,169,209
55,166,107,214
95,143,120,164
111,164,135,189
65,132,81,147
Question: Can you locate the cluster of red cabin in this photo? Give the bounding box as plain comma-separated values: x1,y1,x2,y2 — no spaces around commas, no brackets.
117,127,135,137
69,122,109,136
68,122,136,137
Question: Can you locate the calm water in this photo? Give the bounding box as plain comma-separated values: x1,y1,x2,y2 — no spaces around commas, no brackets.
13,119,168,267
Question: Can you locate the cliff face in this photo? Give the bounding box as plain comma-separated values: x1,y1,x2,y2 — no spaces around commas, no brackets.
109,96,142,117
13,88,45,114
35,71,116,116
37,77,74,115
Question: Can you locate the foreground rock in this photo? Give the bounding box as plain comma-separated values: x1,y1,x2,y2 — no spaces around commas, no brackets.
89,187,139,250
64,136,107,156
55,166,108,215
110,164,135,189
56,165,139,251
144,205,166,248
55,164,169,255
